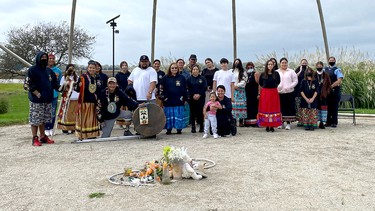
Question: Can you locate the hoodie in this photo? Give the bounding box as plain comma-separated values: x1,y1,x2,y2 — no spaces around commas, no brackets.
26,51,60,103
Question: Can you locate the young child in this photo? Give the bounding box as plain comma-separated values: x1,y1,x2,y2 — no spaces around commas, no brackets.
203,92,222,139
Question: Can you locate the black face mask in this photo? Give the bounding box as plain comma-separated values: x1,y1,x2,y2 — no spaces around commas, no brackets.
40,59,48,67
317,68,323,71
329,62,335,66
307,73,313,77
301,65,307,70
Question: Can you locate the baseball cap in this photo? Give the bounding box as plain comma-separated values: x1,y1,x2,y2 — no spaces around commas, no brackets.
189,54,197,60
107,77,117,84
139,55,149,61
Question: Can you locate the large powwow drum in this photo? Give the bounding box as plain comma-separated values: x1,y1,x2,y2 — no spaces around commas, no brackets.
133,103,166,137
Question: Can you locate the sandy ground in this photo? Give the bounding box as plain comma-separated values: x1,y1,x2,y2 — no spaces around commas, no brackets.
0,117,375,211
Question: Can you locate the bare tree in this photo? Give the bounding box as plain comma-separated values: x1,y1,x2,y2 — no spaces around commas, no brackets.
0,21,95,78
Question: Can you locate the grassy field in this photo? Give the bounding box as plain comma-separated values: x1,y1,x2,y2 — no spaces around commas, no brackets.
0,84,29,126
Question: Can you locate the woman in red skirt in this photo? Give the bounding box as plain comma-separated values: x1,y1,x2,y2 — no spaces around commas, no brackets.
257,60,282,132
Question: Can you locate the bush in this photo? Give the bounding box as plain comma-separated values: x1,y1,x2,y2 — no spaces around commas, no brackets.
0,98,9,114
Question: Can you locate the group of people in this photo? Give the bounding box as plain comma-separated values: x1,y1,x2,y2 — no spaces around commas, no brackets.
25,51,344,146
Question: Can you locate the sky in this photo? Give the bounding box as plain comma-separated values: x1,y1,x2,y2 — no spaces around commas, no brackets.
0,0,374,66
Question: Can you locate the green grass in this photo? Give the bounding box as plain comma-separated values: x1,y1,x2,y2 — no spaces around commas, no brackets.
356,108,375,114
88,192,105,198
0,84,29,126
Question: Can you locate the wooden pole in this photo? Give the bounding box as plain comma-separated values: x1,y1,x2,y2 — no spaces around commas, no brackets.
316,0,330,62
151,0,157,62
68,0,77,64
232,0,237,60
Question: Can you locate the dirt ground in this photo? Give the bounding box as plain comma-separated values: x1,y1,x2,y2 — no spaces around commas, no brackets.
0,117,374,211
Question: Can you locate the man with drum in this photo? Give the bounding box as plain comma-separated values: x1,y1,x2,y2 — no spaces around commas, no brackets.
98,77,139,138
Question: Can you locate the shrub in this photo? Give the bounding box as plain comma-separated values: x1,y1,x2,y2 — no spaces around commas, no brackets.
0,98,9,114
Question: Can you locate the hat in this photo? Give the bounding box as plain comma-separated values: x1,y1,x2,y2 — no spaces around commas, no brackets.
189,54,197,60
48,53,55,59
107,77,117,84
139,55,149,61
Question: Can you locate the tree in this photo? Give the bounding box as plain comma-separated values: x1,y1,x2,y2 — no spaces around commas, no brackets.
0,21,95,78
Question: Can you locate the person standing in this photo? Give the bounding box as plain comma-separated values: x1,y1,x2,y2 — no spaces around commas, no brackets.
299,68,319,130
257,60,282,132
153,59,165,107
115,60,132,129
294,59,309,127
187,65,207,133
159,63,188,134
115,61,131,91
186,54,198,73
276,57,298,130
57,64,79,135
232,58,248,127
24,51,60,146
98,77,139,138
212,58,235,101
176,58,190,80
176,58,191,127
315,61,332,129
45,53,62,136
203,92,222,139
128,55,158,103
75,60,103,139
95,61,108,89
244,62,260,127
201,58,219,102
324,56,344,128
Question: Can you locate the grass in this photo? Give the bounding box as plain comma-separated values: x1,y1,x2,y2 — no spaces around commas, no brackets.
0,84,29,126
88,192,105,199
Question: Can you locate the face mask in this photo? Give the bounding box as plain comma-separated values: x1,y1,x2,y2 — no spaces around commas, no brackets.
40,59,48,67
247,68,254,73
329,62,335,66
316,68,323,72
301,65,307,70
306,73,313,77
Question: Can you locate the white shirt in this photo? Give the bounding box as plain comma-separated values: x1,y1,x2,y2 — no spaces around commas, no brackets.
232,68,247,88
128,66,158,101
213,69,235,98
276,68,298,94
60,76,79,100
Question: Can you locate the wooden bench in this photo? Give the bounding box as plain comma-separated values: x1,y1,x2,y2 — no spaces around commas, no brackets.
339,94,356,125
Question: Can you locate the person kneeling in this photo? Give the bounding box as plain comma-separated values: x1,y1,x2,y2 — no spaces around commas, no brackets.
98,77,139,138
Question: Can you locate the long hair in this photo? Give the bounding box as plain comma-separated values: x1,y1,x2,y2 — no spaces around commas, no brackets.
262,59,276,80
270,57,278,70
64,64,78,81
232,58,245,83
166,63,179,76
304,67,316,81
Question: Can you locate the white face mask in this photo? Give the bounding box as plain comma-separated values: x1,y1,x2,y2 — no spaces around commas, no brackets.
247,68,254,73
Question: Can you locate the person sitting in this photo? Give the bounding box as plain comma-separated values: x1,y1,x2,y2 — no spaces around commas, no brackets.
98,77,139,138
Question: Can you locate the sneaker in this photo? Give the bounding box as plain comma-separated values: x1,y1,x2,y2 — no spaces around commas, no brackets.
50,129,55,136
266,127,270,132
40,136,55,144
202,134,208,139
166,129,172,135
270,127,275,132
176,130,182,134
285,124,291,130
191,128,196,133
32,136,42,146
277,122,285,129
331,124,337,128
213,134,219,139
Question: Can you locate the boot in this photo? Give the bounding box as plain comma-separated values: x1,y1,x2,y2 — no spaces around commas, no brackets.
319,122,325,129
191,125,196,133
199,124,204,133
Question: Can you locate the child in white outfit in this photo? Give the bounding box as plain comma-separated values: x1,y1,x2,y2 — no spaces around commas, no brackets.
203,92,222,138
